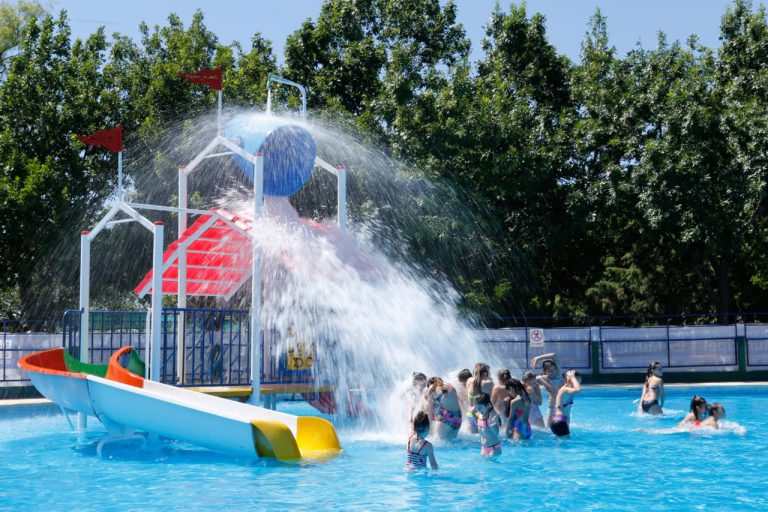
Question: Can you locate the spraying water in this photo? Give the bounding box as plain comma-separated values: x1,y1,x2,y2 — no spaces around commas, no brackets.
211,111,505,436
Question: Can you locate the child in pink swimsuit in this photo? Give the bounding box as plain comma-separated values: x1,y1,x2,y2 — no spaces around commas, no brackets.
470,393,502,458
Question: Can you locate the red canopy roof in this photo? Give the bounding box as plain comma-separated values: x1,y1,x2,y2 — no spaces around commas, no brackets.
134,209,254,298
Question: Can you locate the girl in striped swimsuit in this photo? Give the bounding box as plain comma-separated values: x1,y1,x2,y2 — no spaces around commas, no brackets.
406,411,438,470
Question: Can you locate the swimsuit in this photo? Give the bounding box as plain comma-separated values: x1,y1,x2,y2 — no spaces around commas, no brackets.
550,399,573,437
436,407,462,430
510,406,532,439
550,414,570,437
466,392,481,429
641,383,662,413
477,413,502,456
405,435,428,469
481,442,502,457
432,394,462,431
641,399,659,413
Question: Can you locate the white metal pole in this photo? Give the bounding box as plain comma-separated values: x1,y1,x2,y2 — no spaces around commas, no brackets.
117,152,123,200
144,307,152,379
77,230,91,430
336,165,347,230
150,221,164,382
177,166,188,384
249,152,264,404
217,90,223,136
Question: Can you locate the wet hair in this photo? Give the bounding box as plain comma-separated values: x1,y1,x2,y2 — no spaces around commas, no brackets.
522,371,536,382
458,369,472,384
412,372,427,385
506,378,530,401
709,402,725,418
471,363,490,396
690,396,708,421
541,359,556,372
644,361,662,389
497,368,511,385
427,376,447,393
413,411,430,436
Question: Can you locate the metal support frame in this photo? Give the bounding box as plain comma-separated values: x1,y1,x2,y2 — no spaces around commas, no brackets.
266,74,307,119
78,231,90,431
150,222,164,381
78,76,348,409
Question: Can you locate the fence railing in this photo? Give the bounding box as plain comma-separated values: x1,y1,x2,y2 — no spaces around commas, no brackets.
6,313,768,388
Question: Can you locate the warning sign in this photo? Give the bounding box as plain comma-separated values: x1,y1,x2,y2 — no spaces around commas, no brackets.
529,328,545,347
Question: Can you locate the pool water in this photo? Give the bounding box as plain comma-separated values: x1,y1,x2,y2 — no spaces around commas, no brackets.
0,385,763,511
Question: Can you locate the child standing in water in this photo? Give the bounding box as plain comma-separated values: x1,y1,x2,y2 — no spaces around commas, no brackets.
506,378,532,440
522,371,545,428
470,393,502,458
406,411,438,470
550,369,582,438
491,368,515,428
456,368,472,418
424,376,462,440
466,363,494,433
638,361,665,415
531,352,563,427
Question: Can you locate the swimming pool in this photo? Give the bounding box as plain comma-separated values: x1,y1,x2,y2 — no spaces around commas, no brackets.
0,385,762,511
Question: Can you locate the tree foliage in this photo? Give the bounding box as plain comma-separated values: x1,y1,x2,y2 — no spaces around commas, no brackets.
1,1,768,323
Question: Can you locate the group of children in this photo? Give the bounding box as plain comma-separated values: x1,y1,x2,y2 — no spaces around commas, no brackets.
638,360,727,428
406,356,729,470
406,352,582,469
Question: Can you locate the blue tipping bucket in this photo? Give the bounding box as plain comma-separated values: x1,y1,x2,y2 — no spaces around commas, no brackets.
225,114,317,197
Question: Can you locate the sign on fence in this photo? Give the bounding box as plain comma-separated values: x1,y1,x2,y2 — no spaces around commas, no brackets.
529,328,545,347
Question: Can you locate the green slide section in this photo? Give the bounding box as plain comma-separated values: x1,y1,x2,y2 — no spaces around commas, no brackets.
63,350,108,377
125,349,146,377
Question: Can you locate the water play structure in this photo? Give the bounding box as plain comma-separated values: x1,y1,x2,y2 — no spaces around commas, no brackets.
19,71,347,459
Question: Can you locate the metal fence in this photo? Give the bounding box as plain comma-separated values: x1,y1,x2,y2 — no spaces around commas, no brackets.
6,313,768,388
161,307,251,386
479,327,592,371
599,324,739,371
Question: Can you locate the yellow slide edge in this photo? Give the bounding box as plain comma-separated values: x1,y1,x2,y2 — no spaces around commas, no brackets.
250,420,301,462
295,416,342,457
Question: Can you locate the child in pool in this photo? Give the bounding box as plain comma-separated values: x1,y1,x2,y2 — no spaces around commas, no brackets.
522,371,545,428
406,411,438,470
456,368,472,418
677,396,708,428
550,369,582,438
699,403,726,428
638,361,665,415
506,378,532,440
470,393,502,458
406,372,428,423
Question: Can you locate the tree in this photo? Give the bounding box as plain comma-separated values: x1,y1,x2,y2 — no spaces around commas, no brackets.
0,12,119,317
0,0,44,75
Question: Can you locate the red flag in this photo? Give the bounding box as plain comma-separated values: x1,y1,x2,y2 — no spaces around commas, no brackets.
179,66,222,90
77,125,122,152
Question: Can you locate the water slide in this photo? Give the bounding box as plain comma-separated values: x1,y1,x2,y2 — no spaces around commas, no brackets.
18,347,341,461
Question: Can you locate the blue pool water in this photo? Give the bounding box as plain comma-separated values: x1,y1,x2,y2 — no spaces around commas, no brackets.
0,385,763,511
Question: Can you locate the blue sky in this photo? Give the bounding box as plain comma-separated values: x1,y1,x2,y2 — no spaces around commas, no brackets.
50,0,739,63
